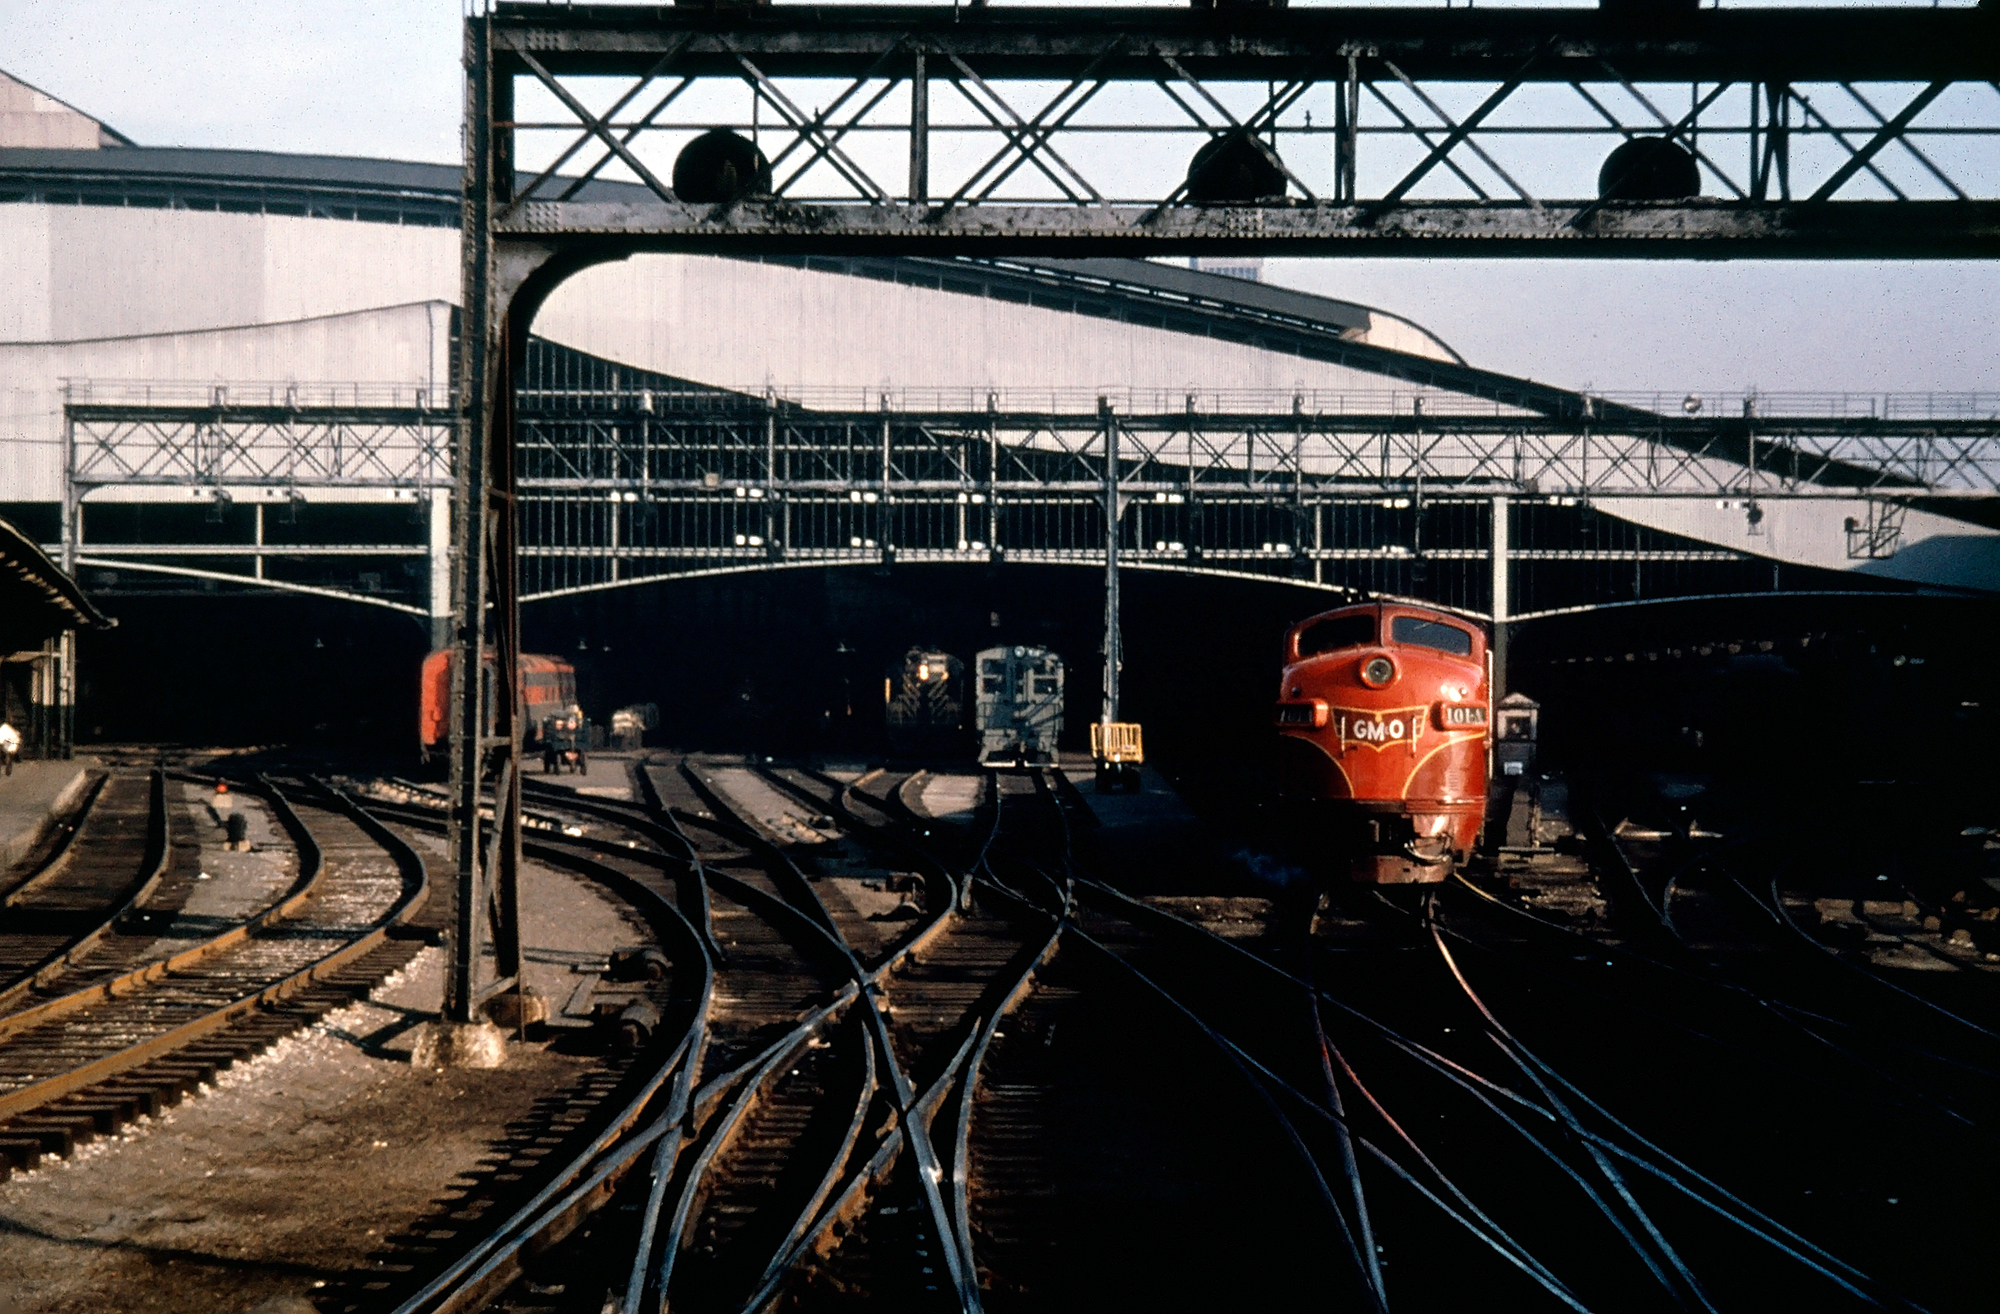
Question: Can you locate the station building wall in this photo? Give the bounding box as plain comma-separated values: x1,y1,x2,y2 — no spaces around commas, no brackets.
0,300,452,502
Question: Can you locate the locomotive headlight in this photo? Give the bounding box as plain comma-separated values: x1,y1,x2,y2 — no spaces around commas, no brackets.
917,662,931,682
1360,656,1396,688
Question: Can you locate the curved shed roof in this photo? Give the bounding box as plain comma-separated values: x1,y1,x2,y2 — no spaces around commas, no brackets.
0,517,107,634
0,143,1460,360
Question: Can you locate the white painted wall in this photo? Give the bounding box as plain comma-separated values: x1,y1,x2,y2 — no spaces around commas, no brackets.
0,205,459,342
534,254,1418,402
4,201,1988,594
0,301,450,501
0,204,1444,403
0,71,115,149
1594,497,2000,595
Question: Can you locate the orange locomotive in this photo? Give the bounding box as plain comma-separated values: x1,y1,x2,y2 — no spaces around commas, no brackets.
1274,602,1490,884
419,649,581,766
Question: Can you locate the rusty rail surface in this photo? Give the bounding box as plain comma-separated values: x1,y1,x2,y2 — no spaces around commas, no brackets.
0,769,110,905
0,770,171,1017
0,779,427,1123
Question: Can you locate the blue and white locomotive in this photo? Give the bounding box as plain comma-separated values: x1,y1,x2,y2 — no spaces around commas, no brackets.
975,646,1065,766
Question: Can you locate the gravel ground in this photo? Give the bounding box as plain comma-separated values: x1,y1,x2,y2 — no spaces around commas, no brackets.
0,844,644,1314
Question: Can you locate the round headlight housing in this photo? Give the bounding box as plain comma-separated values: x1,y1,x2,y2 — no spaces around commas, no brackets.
1360,655,1396,688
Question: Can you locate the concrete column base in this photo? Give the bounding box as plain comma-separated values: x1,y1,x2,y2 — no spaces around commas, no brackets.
484,986,550,1032
409,1020,508,1069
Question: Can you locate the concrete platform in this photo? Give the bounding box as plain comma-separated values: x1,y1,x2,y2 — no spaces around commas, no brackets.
0,759,97,879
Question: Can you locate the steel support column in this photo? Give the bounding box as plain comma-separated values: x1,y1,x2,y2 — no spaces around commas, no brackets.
450,17,525,1034
429,488,453,649
1101,398,1121,728
1490,493,1510,701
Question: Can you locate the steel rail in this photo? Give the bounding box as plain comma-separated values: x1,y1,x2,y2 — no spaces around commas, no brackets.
0,770,164,1015
758,767,1061,1312
1443,866,1942,1102
733,1024,986,1314
361,805,710,1314
1170,883,1736,1310
1841,888,2000,983
643,1002,862,1310
1187,948,1603,1310
0,777,419,1124
885,777,1380,1309
1321,1017,1577,1302
1655,848,1995,1131
991,799,1593,1310
0,773,317,1042
1733,857,2000,1045
673,762,976,1305
513,773,985,1308
1704,855,2000,1089
1427,918,1719,1313
1094,858,1925,1312
752,764,962,910
700,782,1047,1311
0,770,110,906
941,921,1060,1314
1301,955,1388,1304
745,1004,880,1300
1056,918,1382,1311
1434,876,1929,1311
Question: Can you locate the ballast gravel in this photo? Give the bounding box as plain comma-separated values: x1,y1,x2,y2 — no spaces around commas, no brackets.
0,840,645,1314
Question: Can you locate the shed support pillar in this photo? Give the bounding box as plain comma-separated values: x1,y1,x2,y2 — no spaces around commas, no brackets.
1101,398,1121,727
1490,494,1510,703
442,14,519,1063
429,487,453,650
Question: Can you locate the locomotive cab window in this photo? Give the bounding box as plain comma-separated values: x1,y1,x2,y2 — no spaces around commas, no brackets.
1296,614,1375,658
1391,615,1473,657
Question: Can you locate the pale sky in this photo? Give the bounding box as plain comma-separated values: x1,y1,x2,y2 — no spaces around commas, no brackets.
6,0,1996,397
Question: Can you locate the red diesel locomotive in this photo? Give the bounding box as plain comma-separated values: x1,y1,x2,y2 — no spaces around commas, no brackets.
419,649,582,767
1274,602,1491,884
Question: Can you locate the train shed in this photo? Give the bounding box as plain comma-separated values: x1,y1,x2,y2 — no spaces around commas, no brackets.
0,514,106,758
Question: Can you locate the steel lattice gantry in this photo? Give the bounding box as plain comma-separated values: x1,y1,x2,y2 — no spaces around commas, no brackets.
59,379,2000,611
512,388,2000,605
480,4,2000,264
59,386,454,627
449,3,2000,1029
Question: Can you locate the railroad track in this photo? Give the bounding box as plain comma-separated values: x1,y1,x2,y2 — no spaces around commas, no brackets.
1426,815,1998,1312
0,769,169,1011
968,777,1954,1313
325,753,1997,1313
418,759,1048,1312
684,760,1376,1309
1587,819,2000,1133
316,781,699,1314
0,775,431,1180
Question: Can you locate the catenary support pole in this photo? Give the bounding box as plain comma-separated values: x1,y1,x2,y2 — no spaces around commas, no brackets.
1490,494,1510,703
1101,398,1121,727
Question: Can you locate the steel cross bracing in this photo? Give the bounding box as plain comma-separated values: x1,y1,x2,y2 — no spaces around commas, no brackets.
60,400,453,619
67,406,452,490
502,392,1999,604
485,5,2000,259
513,394,2000,500
58,391,1996,611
